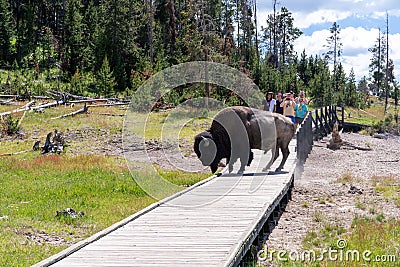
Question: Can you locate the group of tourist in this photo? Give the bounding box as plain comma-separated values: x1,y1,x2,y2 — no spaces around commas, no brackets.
262,91,309,128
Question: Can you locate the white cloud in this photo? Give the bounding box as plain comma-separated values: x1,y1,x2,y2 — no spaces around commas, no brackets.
255,0,400,81
342,53,372,80
257,0,400,29
292,10,353,29
389,33,400,80
340,26,379,55
293,30,331,56
293,27,382,80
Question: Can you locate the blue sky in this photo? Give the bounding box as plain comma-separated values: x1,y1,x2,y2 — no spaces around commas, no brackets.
256,0,400,81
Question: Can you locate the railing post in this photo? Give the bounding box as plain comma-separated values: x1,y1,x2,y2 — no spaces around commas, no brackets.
323,106,332,133
341,106,344,126
315,110,319,140
328,106,332,126
307,112,313,154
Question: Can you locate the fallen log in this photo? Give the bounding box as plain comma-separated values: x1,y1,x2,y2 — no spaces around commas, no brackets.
69,98,110,104
31,100,64,111
0,99,14,105
0,107,25,117
88,112,125,117
64,92,92,100
0,94,19,98
0,149,31,157
87,102,131,107
51,104,88,119
17,110,27,127
33,95,53,100
342,141,373,151
48,90,91,101
0,100,37,118
22,100,35,109
17,101,35,127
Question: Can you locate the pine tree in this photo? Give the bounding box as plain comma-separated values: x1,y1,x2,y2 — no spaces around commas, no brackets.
324,22,343,91
261,6,301,70
297,50,311,88
368,29,386,97
344,68,358,107
278,7,302,68
65,0,84,75
0,0,13,64
81,0,101,71
324,22,342,68
96,55,116,97
309,57,331,106
357,76,369,108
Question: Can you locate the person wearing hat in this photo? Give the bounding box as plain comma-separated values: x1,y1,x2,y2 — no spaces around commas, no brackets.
275,92,284,114
262,91,276,112
295,91,309,104
280,93,296,124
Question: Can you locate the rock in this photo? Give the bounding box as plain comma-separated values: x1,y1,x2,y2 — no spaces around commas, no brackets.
373,133,387,139
56,208,85,219
348,185,363,194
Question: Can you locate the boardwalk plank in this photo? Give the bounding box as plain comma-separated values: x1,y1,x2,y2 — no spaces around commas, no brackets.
34,139,297,267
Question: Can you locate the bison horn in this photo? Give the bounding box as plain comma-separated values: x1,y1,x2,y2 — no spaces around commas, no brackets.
202,136,210,147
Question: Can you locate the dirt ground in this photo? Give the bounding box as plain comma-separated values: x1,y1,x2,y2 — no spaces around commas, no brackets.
263,132,400,253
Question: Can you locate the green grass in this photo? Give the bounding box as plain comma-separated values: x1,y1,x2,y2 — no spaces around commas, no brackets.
345,102,399,127
0,154,208,266
124,108,212,158
0,105,211,266
157,168,210,187
371,175,400,207
0,154,149,266
129,109,212,141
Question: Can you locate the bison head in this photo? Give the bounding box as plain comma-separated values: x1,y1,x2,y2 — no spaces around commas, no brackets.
194,132,219,173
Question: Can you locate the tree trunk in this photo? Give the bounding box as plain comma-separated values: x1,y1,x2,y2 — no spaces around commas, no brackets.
377,29,381,96
254,0,259,73
384,12,389,114
273,0,278,68
148,0,154,65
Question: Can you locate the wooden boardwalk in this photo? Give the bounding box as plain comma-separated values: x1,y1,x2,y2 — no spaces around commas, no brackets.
34,139,297,267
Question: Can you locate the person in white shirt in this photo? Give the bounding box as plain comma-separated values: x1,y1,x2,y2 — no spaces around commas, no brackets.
262,91,276,112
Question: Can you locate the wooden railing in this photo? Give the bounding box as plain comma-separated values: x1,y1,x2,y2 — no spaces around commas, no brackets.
296,106,343,163
310,106,344,140
296,111,313,164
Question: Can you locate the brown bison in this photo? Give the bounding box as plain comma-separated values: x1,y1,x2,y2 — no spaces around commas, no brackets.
194,106,295,174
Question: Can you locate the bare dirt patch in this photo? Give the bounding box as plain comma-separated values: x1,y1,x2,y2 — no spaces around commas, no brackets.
263,133,400,252
13,226,73,247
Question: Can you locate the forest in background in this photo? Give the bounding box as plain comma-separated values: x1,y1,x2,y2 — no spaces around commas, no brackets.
0,0,398,109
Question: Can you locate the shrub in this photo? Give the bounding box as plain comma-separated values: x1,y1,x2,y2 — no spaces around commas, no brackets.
1,115,20,135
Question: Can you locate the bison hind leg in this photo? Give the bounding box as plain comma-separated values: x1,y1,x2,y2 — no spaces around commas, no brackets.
262,144,277,172
247,151,254,166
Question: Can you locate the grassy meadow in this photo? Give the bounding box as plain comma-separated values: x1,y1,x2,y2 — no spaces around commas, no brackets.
344,97,399,127
0,102,210,266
